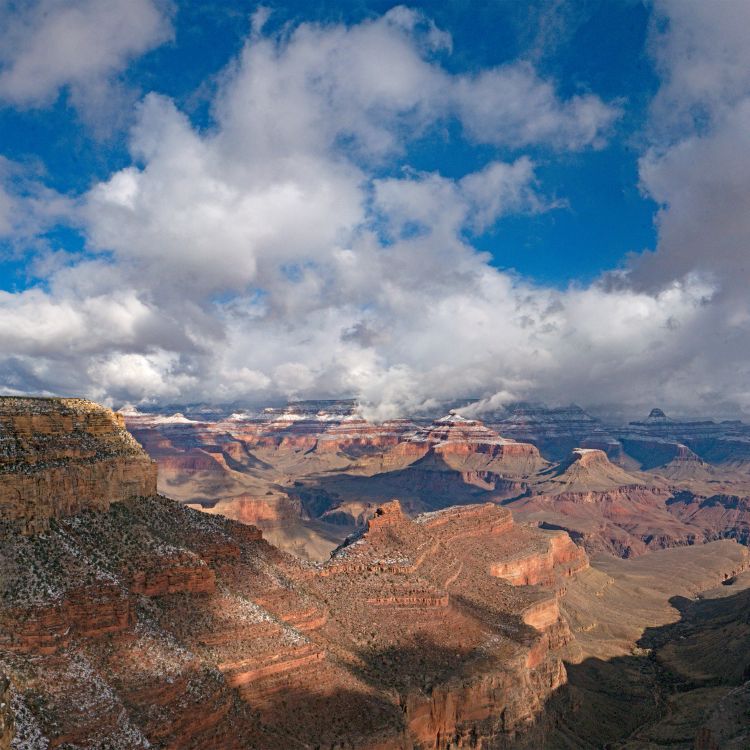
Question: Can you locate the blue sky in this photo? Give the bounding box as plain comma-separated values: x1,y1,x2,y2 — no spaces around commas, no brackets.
1,1,749,417
0,0,657,289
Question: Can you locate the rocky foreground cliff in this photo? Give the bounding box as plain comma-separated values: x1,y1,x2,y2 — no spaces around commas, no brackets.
0,397,590,749
0,397,156,534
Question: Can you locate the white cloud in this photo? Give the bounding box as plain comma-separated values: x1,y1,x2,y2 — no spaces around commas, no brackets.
86,351,198,403
213,7,618,161
620,0,750,415
0,0,172,106
0,157,75,252
648,0,750,135
455,63,621,150
459,158,549,231
4,4,744,418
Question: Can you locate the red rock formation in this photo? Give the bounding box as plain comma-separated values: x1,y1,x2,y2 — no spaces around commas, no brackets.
313,418,417,455
665,491,750,546
194,493,299,528
9,398,750,748
0,397,156,533
380,412,546,477
1,398,595,749
124,407,545,561
490,531,588,586
506,448,702,557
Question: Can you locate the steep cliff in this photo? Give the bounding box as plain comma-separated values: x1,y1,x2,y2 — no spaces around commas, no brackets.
378,412,546,478
0,397,156,534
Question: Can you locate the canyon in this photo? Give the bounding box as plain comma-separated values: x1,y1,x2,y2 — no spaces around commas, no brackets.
2,397,750,749
0,397,592,748
124,402,750,561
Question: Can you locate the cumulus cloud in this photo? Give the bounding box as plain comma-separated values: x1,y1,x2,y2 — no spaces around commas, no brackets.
1,4,746,418
455,63,620,150
0,157,75,256
648,0,750,134
213,7,618,161
0,0,172,123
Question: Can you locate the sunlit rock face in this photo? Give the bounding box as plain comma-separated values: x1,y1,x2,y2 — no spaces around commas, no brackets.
0,397,157,534
381,412,547,477
506,448,693,558
120,400,750,564
4,397,750,748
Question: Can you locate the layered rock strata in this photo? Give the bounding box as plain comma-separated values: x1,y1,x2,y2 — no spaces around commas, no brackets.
124,401,750,564
489,402,609,460
0,398,594,749
382,412,546,477
0,397,156,534
0,494,589,749
509,449,697,557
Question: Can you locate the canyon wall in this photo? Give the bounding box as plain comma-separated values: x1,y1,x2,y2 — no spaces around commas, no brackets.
0,395,602,748
0,397,156,533
0,491,586,748
4,397,749,748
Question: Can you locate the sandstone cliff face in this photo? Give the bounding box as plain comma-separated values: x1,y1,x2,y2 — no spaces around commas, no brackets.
385,413,547,478
0,397,592,749
0,397,156,533
313,418,417,456
504,449,698,557
318,500,582,748
122,401,750,570
489,531,588,586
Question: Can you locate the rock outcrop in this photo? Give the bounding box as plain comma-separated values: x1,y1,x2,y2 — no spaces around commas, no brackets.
666,491,750,545
398,412,545,472
0,397,156,534
313,417,418,456
0,494,585,748
7,397,750,747
533,447,649,494
124,400,750,565
507,449,700,557
616,407,750,467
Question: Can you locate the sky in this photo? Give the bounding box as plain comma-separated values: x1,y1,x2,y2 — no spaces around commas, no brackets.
0,0,749,420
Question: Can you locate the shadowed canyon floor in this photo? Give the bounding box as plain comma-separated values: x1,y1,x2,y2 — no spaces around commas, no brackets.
2,398,750,748
545,554,750,749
